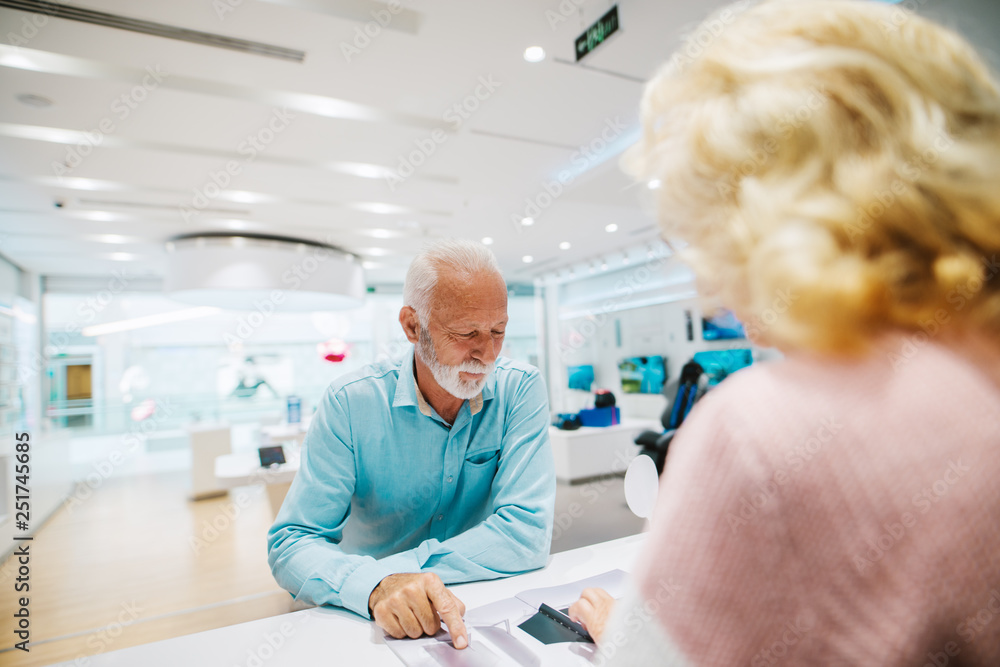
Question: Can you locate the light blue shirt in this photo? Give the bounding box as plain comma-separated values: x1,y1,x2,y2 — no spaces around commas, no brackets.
267,349,556,618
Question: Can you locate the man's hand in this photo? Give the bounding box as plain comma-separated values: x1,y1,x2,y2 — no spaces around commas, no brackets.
369,573,469,649
568,587,616,643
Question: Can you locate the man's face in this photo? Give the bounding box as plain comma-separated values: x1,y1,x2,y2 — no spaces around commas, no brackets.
416,271,508,399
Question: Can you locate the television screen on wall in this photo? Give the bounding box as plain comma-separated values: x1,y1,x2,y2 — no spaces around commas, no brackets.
692,349,753,386
702,309,746,340
567,364,595,391
617,356,667,394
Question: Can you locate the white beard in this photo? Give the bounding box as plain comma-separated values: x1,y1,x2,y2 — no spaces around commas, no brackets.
417,326,494,400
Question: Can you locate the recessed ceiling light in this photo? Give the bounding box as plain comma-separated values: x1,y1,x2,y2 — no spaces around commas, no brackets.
647,179,662,189
353,202,409,215
370,228,392,238
522,255,534,263
523,46,546,63
605,223,619,233
211,219,256,231
355,247,391,256
90,234,135,244
481,237,494,245
51,177,124,192
74,210,133,222
109,252,138,261
521,217,535,227
339,163,395,179
17,93,53,108
219,190,275,204
559,241,571,250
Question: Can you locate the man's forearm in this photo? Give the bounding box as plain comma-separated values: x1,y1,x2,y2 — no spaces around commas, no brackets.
383,503,553,584
268,527,427,618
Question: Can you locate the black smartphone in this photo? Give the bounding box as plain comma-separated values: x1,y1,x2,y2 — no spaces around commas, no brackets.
258,445,286,468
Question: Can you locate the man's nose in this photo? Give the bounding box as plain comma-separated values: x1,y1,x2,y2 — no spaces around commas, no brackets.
473,335,499,366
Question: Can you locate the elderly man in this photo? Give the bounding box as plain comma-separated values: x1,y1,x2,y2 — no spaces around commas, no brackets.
267,239,555,648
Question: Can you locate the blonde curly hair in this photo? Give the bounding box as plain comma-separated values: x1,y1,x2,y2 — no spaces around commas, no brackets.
627,0,1000,353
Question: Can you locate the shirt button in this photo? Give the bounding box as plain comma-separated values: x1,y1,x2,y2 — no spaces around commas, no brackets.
446,476,453,483
437,514,444,521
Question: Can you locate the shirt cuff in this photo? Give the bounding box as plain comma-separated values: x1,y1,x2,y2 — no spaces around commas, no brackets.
340,550,423,618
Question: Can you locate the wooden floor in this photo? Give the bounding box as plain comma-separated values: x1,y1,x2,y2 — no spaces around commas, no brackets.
0,467,644,666
0,472,303,666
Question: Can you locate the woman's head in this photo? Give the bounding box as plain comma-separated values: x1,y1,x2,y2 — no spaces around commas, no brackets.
629,0,1000,353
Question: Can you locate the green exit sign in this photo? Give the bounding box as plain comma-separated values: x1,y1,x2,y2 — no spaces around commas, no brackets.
575,5,619,61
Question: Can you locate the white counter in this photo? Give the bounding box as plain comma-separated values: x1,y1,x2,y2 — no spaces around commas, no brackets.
77,533,647,667
549,419,660,483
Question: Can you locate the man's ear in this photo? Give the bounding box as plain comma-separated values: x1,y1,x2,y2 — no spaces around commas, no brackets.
399,306,420,344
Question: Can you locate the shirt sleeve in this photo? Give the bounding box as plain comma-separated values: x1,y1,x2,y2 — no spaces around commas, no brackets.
267,386,400,619
267,370,556,619
380,369,556,584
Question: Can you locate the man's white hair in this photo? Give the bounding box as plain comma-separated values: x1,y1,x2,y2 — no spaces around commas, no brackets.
404,238,503,324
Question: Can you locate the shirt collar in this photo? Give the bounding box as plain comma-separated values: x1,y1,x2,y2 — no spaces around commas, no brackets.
391,347,490,416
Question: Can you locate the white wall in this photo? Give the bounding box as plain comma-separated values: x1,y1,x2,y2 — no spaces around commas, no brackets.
543,255,774,420
0,258,73,561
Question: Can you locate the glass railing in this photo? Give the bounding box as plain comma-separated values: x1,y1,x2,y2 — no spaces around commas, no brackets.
44,387,329,436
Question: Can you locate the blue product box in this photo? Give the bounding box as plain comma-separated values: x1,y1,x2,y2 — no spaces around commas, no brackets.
286,396,302,424
577,406,620,427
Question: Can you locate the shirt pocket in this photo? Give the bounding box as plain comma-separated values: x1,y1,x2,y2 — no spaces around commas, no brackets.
465,446,500,467
457,446,501,521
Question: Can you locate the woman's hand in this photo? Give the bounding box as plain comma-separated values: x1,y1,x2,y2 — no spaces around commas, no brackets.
568,587,616,643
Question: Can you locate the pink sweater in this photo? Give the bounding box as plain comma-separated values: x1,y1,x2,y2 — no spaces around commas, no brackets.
634,333,1000,665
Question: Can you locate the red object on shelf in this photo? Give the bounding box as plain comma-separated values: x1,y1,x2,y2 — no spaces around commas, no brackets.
317,338,349,363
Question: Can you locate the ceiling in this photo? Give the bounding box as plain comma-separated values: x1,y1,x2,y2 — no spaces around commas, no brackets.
1,0,994,289
0,0,728,287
